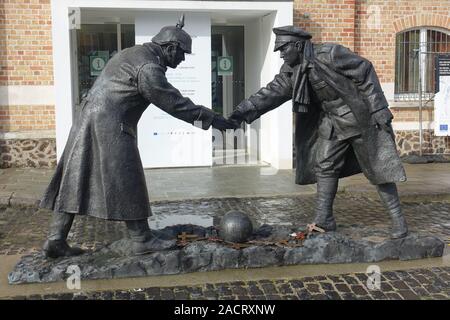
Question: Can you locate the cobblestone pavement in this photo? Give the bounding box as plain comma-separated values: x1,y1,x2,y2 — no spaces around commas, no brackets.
0,194,449,255
4,266,450,300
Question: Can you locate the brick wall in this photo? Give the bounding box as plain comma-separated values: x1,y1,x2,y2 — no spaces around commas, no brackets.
0,0,54,134
294,0,450,83
294,0,356,50
391,107,435,122
0,105,55,131
0,0,53,86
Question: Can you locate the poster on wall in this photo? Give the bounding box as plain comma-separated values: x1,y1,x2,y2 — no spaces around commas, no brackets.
135,12,212,168
434,54,450,137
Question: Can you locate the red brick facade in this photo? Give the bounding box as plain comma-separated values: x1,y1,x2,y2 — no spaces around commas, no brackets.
0,0,53,86
295,0,450,83
0,105,54,131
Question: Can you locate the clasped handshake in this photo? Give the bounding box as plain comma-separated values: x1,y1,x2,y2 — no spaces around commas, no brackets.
210,103,251,131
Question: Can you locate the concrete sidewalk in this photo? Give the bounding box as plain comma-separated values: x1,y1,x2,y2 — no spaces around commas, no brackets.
0,162,449,205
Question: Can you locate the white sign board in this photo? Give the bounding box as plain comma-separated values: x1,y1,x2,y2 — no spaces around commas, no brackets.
135,12,212,168
434,55,450,136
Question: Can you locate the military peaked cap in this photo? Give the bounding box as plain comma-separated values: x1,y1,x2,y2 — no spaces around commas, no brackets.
273,26,312,51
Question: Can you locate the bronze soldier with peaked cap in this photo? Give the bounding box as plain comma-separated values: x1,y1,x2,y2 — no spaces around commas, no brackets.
230,25,408,239
40,15,237,258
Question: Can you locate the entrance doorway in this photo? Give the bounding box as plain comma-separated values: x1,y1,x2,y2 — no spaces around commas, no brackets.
72,23,135,105
211,26,248,165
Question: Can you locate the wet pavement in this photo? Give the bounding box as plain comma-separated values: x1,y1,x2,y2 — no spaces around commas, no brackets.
5,266,450,300
1,163,450,205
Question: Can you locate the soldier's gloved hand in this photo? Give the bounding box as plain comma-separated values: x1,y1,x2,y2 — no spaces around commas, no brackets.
229,100,257,128
228,110,245,128
211,114,239,131
370,108,393,131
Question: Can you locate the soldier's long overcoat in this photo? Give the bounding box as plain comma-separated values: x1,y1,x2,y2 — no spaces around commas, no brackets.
40,43,215,220
238,43,406,185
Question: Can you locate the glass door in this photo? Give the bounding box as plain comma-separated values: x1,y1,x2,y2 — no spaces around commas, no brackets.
211,26,246,165
74,24,135,104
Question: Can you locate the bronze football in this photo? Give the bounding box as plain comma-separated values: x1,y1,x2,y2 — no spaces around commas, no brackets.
219,211,253,243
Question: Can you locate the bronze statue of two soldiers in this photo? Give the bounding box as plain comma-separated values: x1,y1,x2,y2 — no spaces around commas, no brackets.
40,18,408,259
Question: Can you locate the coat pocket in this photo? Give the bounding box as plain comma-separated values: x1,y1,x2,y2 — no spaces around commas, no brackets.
334,104,352,117
120,122,137,139
311,80,328,90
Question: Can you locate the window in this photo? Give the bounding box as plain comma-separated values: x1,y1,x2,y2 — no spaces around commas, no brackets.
395,28,450,101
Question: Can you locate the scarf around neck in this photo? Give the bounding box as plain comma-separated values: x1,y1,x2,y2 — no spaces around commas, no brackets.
292,40,314,113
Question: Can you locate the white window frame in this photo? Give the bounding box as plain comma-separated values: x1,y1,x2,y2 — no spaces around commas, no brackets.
394,27,450,102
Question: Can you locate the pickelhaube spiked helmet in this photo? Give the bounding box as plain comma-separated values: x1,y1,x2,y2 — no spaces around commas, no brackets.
152,14,192,54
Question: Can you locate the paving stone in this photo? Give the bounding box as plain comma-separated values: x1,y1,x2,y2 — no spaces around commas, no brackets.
324,290,342,300
265,294,282,300
231,285,248,296
217,285,232,296
397,290,420,300
327,275,344,283
114,290,131,300
305,283,321,294
341,293,358,300
391,280,411,290
290,280,305,289
411,286,430,297
403,277,421,287
173,290,189,299
296,289,312,300
202,290,219,300
143,287,160,297
369,290,387,300
431,294,448,300
351,285,369,296
343,275,360,285
277,283,294,295
131,292,146,300
423,284,442,294
261,283,278,295
335,283,352,293
248,285,264,296
354,273,369,282
380,282,395,292
385,292,403,300
382,271,400,281
319,282,334,291
101,291,113,300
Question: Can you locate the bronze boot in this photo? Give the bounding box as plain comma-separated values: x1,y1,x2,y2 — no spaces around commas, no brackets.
313,177,338,231
126,220,177,255
376,183,408,239
43,212,84,258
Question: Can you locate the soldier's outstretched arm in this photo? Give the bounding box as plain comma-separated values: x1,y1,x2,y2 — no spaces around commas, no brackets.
137,63,233,130
229,72,292,126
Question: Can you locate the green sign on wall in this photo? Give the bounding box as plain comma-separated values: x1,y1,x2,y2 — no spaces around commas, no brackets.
218,56,233,76
89,51,109,76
